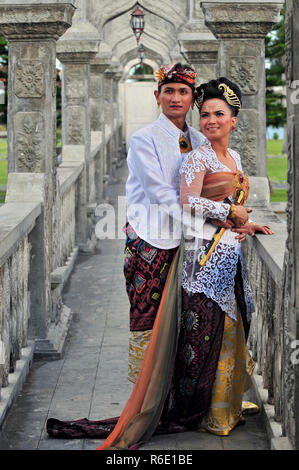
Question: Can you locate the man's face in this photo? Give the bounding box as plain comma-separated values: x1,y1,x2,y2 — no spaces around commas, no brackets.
154,83,194,122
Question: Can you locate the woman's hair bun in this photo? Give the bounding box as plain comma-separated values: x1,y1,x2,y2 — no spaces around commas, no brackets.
195,77,242,116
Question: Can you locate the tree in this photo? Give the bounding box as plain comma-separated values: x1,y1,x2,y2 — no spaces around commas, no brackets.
265,6,286,130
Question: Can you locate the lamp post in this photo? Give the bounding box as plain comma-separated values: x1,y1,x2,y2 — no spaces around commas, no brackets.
138,43,145,66
130,4,145,44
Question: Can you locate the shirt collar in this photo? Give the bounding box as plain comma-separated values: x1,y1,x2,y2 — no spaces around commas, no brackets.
158,112,190,138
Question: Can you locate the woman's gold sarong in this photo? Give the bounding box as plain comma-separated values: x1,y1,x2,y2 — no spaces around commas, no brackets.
199,307,256,435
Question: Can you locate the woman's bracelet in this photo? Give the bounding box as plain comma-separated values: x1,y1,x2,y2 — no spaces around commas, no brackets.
228,204,237,219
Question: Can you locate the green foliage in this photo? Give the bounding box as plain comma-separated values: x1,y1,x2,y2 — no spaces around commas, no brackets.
265,6,286,129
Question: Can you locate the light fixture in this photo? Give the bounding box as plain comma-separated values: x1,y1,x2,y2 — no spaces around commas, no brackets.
138,43,145,65
130,4,145,44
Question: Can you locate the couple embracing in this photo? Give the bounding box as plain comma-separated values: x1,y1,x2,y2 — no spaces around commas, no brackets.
47,63,273,450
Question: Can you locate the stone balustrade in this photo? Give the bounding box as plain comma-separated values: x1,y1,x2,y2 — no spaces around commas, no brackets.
0,124,117,424
0,201,41,426
243,209,287,445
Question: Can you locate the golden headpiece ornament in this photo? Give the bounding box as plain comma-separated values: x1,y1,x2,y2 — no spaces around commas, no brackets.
195,81,242,111
155,67,165,83
218,83,241,111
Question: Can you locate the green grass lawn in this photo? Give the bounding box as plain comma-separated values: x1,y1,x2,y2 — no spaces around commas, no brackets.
267,139,285,156
270,189,287,202
267,151,288,202
56,128,61,148
267,156,288,183
0,158,7,185
267,155,288,202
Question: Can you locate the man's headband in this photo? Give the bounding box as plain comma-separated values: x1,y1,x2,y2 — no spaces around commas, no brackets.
155,64,197,89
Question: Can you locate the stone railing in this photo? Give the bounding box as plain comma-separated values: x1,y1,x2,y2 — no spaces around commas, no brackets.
0,201,41,425
0,124,121,425
242,179,289,448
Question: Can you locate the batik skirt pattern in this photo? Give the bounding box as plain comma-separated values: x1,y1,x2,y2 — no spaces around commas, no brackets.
123,224,176,332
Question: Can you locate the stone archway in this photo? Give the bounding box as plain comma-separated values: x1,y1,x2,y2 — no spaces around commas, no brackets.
121,59,159,149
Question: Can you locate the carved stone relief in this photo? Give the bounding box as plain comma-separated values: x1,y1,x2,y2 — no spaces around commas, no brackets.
207,22,279,39
14,112,45,172
14,60,45,98
90,104,102,132
202,4,281,23
0,5,75,40
65,65,86,99
66,106,85,145
229,111,258,176
103,77,112,97
229,57,258,95
90,76,102,100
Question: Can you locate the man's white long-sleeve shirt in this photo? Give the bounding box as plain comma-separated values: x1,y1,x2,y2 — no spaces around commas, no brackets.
126,113,207,249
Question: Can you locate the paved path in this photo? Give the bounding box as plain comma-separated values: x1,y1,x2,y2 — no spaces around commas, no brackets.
0,161,270,451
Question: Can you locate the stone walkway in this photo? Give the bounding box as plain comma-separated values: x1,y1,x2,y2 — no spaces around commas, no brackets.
0,161,270,451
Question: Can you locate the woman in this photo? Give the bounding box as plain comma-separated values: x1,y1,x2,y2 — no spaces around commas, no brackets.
169,77,274,435
47,77,273,448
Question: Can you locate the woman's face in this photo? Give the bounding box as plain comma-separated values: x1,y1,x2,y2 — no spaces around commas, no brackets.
154,83,194,122
199,98,237,141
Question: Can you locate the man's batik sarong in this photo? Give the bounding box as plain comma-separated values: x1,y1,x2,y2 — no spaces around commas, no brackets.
124,224,176,332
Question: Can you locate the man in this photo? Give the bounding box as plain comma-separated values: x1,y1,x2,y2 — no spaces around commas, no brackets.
124,63,207,383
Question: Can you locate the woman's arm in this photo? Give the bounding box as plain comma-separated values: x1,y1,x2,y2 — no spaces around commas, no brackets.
180,152,231,221
180,151,249,225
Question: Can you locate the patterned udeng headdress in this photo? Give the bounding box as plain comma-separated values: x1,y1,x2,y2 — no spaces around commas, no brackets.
155,63,197,90
195,78,242,115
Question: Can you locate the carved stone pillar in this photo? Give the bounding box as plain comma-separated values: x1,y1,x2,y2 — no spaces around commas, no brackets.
113,69,124,168
104,68,118,182
201,0,283,177
0,3,74,178
89,59,107,202
56,20,100,245
0,2,75,349
281,0,299,451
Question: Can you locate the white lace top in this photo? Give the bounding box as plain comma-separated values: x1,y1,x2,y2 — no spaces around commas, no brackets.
179,141,254,321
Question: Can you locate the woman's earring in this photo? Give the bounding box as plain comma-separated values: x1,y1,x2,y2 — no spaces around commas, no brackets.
157,103,160,108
